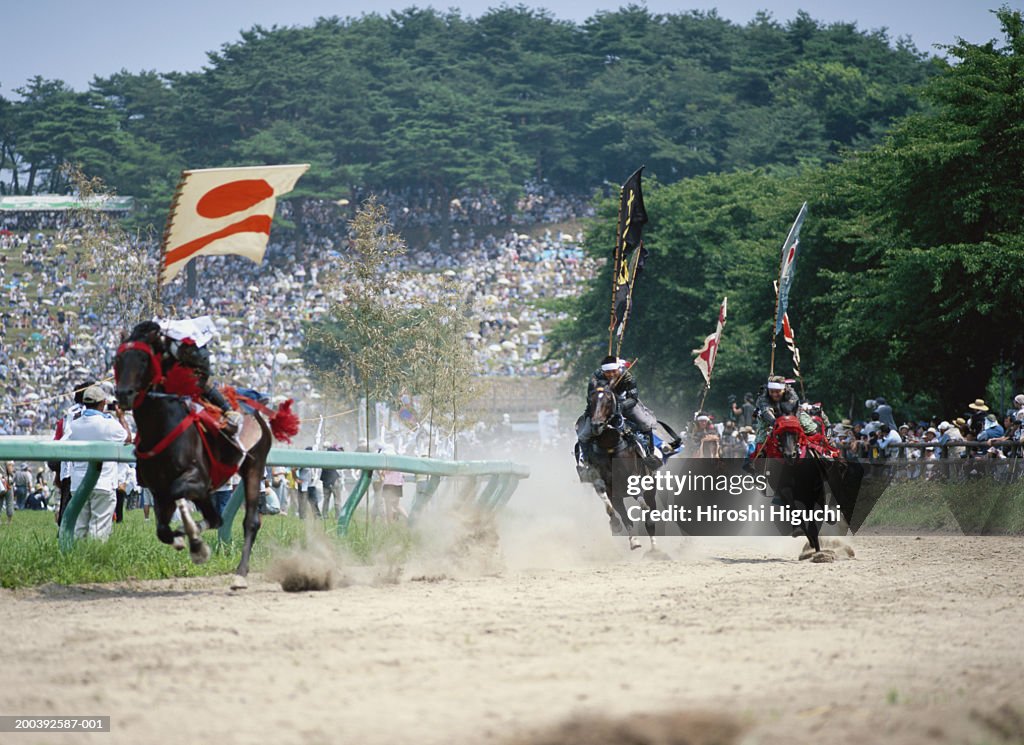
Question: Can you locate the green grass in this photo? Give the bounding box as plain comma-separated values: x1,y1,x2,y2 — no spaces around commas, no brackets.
862,479,1024,533
0,508,416,589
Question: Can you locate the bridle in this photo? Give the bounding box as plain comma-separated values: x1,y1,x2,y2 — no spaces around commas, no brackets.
591,387,624,436
115,339,165,409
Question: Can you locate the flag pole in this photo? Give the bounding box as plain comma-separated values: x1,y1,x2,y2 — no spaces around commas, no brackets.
608,184,626,355
614,241,644,358
769,277,782,377
696,382,710,415
156,170,188,315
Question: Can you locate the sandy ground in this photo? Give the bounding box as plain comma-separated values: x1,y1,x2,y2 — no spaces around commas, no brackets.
2,472,1024,745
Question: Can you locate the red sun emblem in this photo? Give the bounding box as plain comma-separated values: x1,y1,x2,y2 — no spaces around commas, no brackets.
164,178,275,268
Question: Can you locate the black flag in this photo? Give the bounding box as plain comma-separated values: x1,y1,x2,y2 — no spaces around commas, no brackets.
610,167,648,346
617,166,648,257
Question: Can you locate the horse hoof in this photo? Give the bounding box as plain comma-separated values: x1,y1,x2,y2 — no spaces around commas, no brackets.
172,536,186,551
629,536,642,551
190,542,211,565
808,550,835,563
230,575,248,591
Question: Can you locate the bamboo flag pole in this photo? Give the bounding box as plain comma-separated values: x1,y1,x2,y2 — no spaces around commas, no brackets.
155,170,188,314
614,241,645,359
608,184,626,355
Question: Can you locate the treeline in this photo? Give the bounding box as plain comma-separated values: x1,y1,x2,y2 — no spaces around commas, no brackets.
553,9,1024,421
0,6,934,215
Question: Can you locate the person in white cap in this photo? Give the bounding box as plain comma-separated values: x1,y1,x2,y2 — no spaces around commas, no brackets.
66,385,132,541
936,420,965,459
754,375,817,446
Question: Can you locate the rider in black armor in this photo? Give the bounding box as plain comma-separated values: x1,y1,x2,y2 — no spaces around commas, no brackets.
576,355,662,471
160,316,243,436
753,375,817,446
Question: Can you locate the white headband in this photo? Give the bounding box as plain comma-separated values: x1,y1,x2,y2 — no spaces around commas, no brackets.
601,362,621,372
767,382,785,391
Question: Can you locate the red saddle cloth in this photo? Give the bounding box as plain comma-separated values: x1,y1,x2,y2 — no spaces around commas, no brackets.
753,415,840,460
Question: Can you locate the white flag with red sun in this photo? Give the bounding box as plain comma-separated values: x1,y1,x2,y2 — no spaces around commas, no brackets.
159,164,309,284
692,296,727,386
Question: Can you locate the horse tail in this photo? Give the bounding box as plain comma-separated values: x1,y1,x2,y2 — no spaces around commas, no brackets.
268,399,301,443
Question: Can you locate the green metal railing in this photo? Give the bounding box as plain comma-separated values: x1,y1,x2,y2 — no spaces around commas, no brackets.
0,439,530,549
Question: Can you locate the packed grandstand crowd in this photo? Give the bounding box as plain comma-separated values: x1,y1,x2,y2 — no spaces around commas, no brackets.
0,184,595,439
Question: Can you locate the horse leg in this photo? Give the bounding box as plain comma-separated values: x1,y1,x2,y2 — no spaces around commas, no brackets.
641,488,659,550
804,517,822,553
599,490,624,534
194,496,223,532
154,499,186,550
176,498,211,565
231,456,264,590
610,494,641,550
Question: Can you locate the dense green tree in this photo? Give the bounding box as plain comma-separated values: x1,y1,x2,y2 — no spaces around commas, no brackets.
557,8,1024,423
0,6,934,209
805,7,1024,416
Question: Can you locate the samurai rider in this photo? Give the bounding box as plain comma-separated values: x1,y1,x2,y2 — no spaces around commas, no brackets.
753,374,818,446
576,355,663,471
160,316,244,436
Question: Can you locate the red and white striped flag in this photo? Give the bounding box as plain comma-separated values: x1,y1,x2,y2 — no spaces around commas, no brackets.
782,312,801,377
160,164,309,284
693,296,727,385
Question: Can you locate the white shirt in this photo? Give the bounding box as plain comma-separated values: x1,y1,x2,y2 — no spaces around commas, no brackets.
877,430,903,458
67,409,128,492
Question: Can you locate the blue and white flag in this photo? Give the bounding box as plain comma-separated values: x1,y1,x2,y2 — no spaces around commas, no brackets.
774,202,807,336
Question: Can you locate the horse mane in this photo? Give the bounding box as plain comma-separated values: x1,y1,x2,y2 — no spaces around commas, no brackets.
125,320,167,356
127,320,161,341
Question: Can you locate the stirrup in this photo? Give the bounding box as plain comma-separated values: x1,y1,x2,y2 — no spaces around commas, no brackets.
223,410,243,435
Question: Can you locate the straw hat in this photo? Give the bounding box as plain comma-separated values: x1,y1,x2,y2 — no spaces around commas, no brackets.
968,399,989,412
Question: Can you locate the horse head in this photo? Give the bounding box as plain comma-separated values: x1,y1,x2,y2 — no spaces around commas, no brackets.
114,321,166,410
772,415,806,462
589,386,622,436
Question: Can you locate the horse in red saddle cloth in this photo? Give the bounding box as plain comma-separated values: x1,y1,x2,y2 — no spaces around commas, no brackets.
114,321,299,589
752,415,843,554
754,414,840,461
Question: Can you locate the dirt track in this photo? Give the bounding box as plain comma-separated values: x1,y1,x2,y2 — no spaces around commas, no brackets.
3,523,1023,745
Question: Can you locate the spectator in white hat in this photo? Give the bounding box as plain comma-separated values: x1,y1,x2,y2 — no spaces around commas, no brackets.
66,385,131,541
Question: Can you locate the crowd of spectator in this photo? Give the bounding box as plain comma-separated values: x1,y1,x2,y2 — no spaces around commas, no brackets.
691,390,1024,478
0,188,597,438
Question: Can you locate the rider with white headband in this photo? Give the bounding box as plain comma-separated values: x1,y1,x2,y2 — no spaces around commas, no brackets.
576,354,662,470
160,315,243,435
754,374,817,445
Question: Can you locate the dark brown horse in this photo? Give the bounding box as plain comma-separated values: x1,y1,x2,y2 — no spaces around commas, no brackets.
583,385,660,551
114,321,273,589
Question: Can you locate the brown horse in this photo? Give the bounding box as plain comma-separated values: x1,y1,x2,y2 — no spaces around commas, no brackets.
582,385,660,551
114,321,276,589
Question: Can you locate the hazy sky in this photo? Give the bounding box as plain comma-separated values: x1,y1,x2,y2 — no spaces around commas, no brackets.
2,0,1016,93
